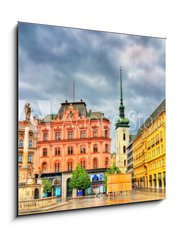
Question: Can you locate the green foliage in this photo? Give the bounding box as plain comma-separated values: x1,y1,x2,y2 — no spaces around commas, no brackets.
42,178,52,194
104,163,121,187
68,164,91,193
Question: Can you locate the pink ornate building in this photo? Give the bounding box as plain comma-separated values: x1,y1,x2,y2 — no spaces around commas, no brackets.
35,100,111,175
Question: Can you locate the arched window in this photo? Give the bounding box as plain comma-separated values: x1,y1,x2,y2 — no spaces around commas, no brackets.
68,161,73,171
93,158,98,169
19,139,23,147
81,160,86,169
93,144,98,153
29,140,33,148
55,147,60,156
123,133,126,141
105,144,109,152
55,162,60,172
42,162,47,173
80,145,86,154
92,174,99,181
28,154,32,163
123,146,126,153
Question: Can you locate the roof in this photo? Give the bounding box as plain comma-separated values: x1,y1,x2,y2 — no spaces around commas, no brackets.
41,100,109,122
136,98,166,136
42,114,57,122
58,101,87,119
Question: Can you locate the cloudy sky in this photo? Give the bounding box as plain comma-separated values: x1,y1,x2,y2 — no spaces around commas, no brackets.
18,22,165,152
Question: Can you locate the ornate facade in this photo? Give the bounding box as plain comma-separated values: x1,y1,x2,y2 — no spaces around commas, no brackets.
133,99,166,189
35,100,111,175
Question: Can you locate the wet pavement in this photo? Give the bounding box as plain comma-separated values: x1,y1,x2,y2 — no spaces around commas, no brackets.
47,188,166,213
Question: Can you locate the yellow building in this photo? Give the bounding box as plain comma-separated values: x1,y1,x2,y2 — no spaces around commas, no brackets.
133,99,166,189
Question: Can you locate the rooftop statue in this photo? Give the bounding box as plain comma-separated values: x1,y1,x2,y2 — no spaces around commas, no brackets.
25,103,31,122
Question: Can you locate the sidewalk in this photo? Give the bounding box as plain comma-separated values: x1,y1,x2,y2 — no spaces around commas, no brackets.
19,200,69,215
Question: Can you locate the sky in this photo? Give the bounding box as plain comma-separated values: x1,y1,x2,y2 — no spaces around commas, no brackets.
18,22,165,152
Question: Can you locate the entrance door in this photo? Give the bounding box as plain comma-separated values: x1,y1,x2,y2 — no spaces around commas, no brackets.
34,188,39,199
67,178,72,198
55,186,61,197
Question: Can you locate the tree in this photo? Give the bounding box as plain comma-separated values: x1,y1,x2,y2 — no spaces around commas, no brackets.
42,178,52,195
104,163,121,187
68,164,91,194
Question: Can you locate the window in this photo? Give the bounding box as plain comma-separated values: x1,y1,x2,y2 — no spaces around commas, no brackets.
160,131,163,141
43,148,47,156
55,147,60,156
43,133,48,141
68,131,74,139
68,146,73,155
105,144,109,152
28,154,32,163
19,139,23,147
80,131,86,139
105,130,108,138
81,160,86,169
29,140,32,148
105,158,108,168
42,162,47,173
123,133,126,141
93,158,98,169
18,154,22,163
123,146,126,153
55,162,60,172
93,144,98,153
124,160,126,166
68,162,73,171
55,132,61,140
93,129,98,138
80,145,86,154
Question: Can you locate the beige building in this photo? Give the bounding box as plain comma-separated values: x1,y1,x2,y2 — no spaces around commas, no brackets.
115,68,130,173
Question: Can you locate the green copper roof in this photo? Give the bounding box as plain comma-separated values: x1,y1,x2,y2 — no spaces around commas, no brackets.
115,117,129,128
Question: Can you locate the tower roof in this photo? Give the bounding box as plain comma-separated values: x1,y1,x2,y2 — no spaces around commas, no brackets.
115,67,129,129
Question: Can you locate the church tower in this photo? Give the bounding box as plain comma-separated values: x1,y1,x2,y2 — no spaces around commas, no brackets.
115,67,130,173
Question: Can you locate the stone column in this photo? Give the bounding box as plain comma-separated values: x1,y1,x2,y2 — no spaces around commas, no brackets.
22,125,29,167
19,123,29,184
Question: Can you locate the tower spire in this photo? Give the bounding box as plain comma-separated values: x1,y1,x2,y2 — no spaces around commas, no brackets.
120,66,123,106
119,66,125,118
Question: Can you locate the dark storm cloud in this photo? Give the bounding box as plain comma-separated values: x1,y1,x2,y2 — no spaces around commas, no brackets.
18,23,165,151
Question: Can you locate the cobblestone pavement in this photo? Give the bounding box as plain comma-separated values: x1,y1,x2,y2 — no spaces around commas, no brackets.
48,188,166,213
